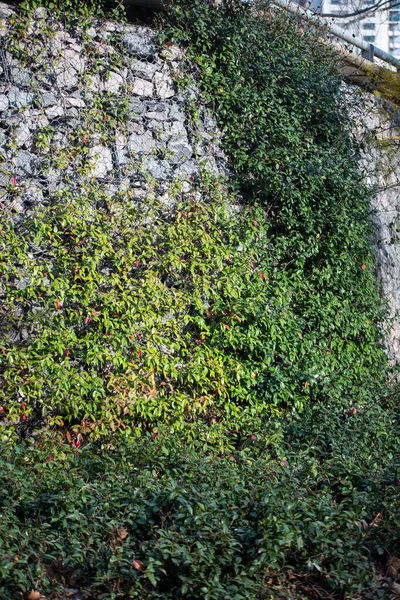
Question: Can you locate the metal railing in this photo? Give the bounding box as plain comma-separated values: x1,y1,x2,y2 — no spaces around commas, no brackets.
271,0,400,69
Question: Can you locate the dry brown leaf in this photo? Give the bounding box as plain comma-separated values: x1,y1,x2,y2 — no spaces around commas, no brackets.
391,582,400,596
387,556,400,577
25,591,45,600
370,512,383,527
132,559,144,571
116,529,129,542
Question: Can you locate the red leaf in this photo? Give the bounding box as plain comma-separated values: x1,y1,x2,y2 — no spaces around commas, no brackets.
11,176,17,186
132,559,144,571
55,299,62,310
65,348,70,357
259,272,266,281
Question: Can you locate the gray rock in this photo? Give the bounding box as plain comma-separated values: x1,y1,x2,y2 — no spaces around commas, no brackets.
0,166,10,187
55,48,85,90
11,197,25,214
169,103,186,122
154,71,175,99
65,107,80,118
88,145,113,178
0,18,7,37
0,2,15,18
0,94,8,111
14,123,31,148
86,27,97,38
24,111,49,131
23,182,43,205
160,44,184,62
9,88,34,109
145,111,168,122
141,156,171,180
128,131,156,155
123,27,157,57
45,105,65,119
10,67,32,86
131,78,153,98
103,70,126,94
65,96,85,108
128,122,145,135
168,139,193,163
15,151,40,177
166,121,187,138
130,59,159,81
129,100,146,117
38,91,58,108
175,160,198,178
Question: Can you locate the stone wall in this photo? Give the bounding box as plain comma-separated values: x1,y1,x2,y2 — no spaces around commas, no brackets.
0,2,227,218
351,90,400,362
1,1,400,360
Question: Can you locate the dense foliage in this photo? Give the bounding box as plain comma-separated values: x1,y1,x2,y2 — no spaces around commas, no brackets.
0,1,399,598
1,403,399,599
0,0,389,441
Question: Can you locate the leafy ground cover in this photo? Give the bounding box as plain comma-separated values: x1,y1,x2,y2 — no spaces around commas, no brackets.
0,0,399,597
1,400,399,599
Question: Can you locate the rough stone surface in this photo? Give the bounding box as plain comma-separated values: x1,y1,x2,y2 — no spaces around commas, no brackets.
103,70,126,94
351,90,400,362
38,91,58,108
8,88,34,108
88,146,113,178
0,94,8,111
128,131,156,155
123,26,157,57
154,70,175,99
131,78,153,98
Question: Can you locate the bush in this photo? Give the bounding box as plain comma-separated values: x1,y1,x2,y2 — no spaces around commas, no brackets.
1,402,399,599
0,0,389,444
1,2,399,597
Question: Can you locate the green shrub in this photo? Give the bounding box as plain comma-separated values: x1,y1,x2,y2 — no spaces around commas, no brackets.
1,403,399,599
1,3,399,596
0,0,388,445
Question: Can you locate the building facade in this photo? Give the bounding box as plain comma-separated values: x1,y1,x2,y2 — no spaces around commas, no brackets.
306,0,400,57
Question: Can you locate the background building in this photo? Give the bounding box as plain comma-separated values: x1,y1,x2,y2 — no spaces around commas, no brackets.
305,0,400,56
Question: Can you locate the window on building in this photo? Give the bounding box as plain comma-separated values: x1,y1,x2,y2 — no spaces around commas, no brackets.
363,0,375,5
330,0,342,4
362,22,376,29
390,10,400,21
363,35,376,41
